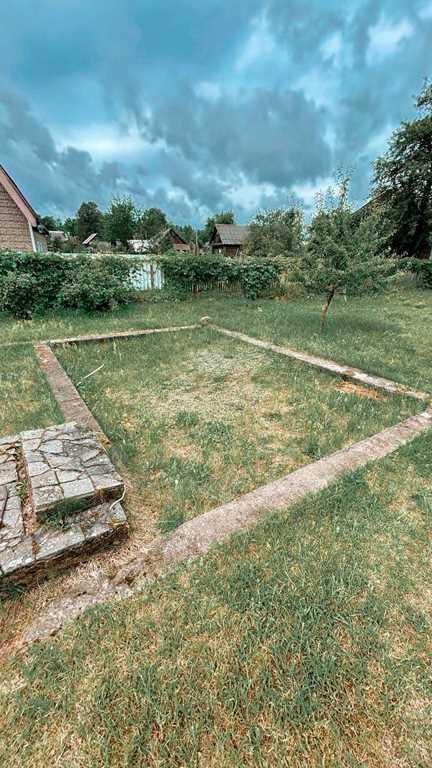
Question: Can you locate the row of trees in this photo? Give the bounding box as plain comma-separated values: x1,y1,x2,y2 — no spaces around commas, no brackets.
42,80,432,266
42,203,237,250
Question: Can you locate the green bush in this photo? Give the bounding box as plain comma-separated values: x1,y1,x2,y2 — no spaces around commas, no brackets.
158,252,282,299
58,259,132,312
0,251,74,311
0,272,39,319
0,252,134,315
411,258,432,288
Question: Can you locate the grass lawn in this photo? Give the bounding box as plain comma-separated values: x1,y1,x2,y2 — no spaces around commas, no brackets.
0,345,60,435
1,432,431,767
0,289,431,766
56,327,420,538
1,288,432,390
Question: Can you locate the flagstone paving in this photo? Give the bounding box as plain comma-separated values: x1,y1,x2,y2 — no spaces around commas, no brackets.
0,424,127,586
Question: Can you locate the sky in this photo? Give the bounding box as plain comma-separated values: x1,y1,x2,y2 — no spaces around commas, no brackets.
1,0,431,226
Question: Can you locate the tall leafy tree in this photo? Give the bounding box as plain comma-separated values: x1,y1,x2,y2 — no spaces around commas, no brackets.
297,180,392,331
63,217,78,237
76,201,103,242
105,196,137,247
374,79,432,259
136,207,168,239
245,208,305,258
40,215,64,231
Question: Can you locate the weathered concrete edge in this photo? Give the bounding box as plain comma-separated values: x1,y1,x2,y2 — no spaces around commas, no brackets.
22,407,432,644
210,324,429,401
112,408,432,584
48,324,199,346
35,344,104,437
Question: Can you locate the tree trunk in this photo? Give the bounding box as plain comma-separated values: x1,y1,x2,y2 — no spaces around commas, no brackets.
320,287,336,332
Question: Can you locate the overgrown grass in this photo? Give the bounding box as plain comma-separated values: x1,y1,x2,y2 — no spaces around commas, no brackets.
1,288,431,390
1,430,431,767
0,345,60,435
56,327,420,536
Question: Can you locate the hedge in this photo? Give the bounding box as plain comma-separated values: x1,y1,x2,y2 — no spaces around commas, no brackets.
0,252,136,317
157,252,283,299
0,250,284,318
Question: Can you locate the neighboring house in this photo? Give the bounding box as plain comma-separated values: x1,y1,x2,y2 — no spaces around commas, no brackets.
128,239,152,253
209,224,251,257
352,190,390,223
0,164,48,252
129,227,191,254
48,230,68,243
154,227,191,252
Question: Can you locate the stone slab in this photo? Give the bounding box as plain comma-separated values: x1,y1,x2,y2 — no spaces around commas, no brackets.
34,344,103,434
0,501,128,585
48,324,199,346
22,423,124,522
0,438,24,553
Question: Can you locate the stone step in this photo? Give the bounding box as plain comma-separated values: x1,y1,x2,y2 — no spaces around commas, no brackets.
0,436,24,555
21,423,124,522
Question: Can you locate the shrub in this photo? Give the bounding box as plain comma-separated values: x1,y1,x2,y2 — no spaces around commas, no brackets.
158,252,282,299
238,260,282,299
0,252,135,315
0,252,74,311
58,259,132,312
0,272,39,319
411,258,432,288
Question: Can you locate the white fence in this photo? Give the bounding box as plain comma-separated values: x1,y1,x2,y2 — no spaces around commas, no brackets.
53,253,165,291
128,257,164,291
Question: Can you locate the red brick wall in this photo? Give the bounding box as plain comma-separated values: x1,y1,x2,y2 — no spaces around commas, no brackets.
0,183,33,251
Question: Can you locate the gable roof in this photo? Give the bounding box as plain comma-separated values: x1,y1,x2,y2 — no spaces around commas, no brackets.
0,164,40,228
210,223,251,246
153,226,188,245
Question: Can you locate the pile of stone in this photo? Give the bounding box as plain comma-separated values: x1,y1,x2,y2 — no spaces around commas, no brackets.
0,423,127,585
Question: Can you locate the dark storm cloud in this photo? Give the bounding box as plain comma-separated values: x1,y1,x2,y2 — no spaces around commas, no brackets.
0,0,431,222
148,86,331,188
0,85,123,214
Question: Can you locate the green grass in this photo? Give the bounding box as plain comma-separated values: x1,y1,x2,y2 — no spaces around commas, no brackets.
1,431,431,767
55,327,420,536
0,345,60,435
0,289,431,766
1,288,432,390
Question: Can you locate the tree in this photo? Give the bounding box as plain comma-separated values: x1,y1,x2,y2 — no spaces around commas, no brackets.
63,217,78,237
76,202,103,242
296,179,393,331
374,79,432,259
200,211,235,244
136,207,168,239
105,196,137,247
175,224,195,244
245,208,305,258
40,215,64,231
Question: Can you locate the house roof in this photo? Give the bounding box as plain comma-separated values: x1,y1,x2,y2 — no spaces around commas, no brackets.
352,190,390,221
0,164,40,228
49,230,67,241
211,223,251,246
153,226,188,245
82,233,98,246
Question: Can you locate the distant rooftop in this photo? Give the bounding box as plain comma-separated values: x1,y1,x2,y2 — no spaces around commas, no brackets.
212,223,251,245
